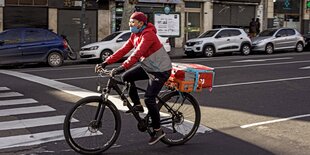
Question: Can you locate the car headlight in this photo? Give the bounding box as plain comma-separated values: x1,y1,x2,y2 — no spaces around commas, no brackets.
196,41,203,45
89,46,99,50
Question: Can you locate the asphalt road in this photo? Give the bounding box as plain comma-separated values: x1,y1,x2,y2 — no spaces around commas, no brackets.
0,50,310,155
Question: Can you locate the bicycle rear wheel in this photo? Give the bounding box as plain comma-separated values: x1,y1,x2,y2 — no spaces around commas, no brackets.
63,96,121,154
158,91,201,145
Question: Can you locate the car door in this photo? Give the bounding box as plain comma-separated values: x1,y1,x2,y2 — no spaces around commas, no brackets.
21,29,50,62
214,30,233,53
273,29,287,49
228,30,243,51
285,29,297,48
0,30,23,65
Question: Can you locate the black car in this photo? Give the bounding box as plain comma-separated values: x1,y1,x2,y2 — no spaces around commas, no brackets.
0,28,69,67
304,33,310,50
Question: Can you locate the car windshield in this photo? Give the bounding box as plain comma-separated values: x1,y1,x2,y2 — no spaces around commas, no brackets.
198,30,218,38
101,32,122,41
258,29,277,37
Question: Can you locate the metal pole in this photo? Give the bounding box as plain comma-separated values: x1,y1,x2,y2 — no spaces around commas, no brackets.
80,0,86,47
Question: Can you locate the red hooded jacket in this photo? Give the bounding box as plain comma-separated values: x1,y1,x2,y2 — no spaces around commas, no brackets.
104,23,164,70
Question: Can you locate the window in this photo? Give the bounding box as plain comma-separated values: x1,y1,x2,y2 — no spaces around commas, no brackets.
24,30,46,43
185,2,201,8
118,32,131,42
276,29,287,37
286,29,295,36
229,30,241,36
46,31,58,41
5,0,48,6
216,30,230,38
0,30,21,44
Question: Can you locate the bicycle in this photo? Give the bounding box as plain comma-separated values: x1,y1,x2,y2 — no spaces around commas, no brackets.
61,35,78,60
63,68,201,154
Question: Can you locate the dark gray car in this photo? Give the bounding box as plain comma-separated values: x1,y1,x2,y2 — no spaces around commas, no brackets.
251,28,305,54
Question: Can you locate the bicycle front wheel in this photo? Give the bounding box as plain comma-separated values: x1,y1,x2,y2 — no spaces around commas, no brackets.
63,96,121,154
158,91,201,145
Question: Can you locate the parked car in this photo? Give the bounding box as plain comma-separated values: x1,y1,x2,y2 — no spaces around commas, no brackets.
184,28,252,57
0,28,68,67
79,30,171,61
251,28,305,54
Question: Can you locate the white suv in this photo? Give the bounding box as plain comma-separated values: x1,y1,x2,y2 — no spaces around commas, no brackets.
184,28,251,57
80,30,171,61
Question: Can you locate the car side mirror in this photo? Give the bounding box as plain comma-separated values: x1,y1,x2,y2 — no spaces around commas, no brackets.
215,35,221,39
116,38,124,42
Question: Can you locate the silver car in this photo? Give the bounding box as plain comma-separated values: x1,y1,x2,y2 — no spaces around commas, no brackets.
184,28,252,57
251,28,305,54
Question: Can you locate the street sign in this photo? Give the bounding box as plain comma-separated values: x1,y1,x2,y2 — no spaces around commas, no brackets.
307,0,310,9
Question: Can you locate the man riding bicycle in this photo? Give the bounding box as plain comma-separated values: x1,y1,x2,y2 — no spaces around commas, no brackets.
95,11,172,145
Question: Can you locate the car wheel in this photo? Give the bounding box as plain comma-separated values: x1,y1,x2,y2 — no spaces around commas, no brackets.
100,50,113,62
240,44,251,55
295,42,304,52
47,52,63,67
203,46,215,57
265,43,274,54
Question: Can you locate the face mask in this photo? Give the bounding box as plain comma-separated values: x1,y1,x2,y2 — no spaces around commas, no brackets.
130,26,140,33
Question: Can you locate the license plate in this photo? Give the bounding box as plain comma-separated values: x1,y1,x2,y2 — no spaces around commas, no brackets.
185,48,191,51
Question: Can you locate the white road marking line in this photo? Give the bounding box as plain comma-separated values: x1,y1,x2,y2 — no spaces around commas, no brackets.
53,76,99,81
0,98,38,106
216,60,310,69
233,57,293,63
0,92,23,98
0,106,55,117
0,70,212,134
240,114,310,128
214,76,310,88
0,87,10,91
0,115,78,131
0,127,102,150
300,66,310,69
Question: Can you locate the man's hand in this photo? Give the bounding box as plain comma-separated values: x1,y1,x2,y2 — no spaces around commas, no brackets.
110,66,125,76
95,62,107,73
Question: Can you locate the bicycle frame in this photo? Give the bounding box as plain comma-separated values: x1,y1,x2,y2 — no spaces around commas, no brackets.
96,73,182,131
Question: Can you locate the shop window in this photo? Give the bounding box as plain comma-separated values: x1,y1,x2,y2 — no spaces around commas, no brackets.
34,0,48,5
20,0,32,5
6,0,18,5
185,2,201,8
5,0,48,6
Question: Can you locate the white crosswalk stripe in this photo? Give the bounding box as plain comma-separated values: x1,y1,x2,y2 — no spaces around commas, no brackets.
0,87,87,150
0,87,10,91
0,98,38,106
0,127,102,150
0,92,23,98
0,115,78,131
0,105,55,117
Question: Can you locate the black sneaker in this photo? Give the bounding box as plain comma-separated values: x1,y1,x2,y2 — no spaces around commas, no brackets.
148,129,166,145
125,105,144,113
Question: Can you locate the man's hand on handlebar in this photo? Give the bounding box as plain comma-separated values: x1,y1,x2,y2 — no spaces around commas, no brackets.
95,62,107,73
110,66,125,76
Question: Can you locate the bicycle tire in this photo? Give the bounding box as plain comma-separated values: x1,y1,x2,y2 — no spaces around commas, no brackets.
63,96,121,154
67,45,78,60
158,91,201,146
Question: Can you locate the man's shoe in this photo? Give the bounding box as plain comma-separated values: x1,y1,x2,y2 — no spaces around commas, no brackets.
148,129,166,145
125,105,144,113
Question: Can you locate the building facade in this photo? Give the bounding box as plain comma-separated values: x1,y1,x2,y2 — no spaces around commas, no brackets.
0,0,309,49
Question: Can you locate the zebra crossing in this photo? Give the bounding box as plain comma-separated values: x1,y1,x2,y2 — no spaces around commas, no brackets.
0,86,81,150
